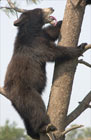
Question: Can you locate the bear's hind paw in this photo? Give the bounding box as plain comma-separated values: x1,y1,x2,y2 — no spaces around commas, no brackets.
46,123,57,133
39,123,57,134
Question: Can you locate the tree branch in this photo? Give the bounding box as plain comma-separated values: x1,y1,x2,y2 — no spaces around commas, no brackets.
70,0,83,8
40,132,56,140
84,44,91,52
52,125,83,139
78,59,91,68
66,91,91,126
47,133,55,140
0,6,13,10
61,125,83,136
7,0,26,13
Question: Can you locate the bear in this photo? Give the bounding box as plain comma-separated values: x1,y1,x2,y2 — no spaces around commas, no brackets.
4,8,86,139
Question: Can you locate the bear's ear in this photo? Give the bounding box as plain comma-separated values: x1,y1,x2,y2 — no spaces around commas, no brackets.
14,10,29,26
14,16,24,26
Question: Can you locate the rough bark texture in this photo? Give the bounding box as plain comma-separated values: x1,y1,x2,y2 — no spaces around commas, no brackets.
47,0,86,140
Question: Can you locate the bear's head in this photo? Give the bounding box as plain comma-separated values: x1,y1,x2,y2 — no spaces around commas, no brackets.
14,8,57,28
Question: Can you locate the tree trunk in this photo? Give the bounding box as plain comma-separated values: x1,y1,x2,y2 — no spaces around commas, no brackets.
47,0,86,140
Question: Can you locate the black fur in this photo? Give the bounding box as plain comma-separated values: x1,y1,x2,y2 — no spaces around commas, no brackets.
4,8,85,139
86,0,91,5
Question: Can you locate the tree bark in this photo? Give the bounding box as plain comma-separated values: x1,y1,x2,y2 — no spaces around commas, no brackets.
47,0,86,139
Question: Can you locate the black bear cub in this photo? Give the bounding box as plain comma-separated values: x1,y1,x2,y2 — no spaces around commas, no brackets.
4,8,86,139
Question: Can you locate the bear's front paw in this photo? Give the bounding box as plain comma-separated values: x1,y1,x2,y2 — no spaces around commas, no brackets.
57,20,62,27
77,43,88,56
77,43,87,50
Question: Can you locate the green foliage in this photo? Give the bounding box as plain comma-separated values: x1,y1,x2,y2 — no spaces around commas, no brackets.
0,120,32,140
0,1,18,17
1,122,91,140
66,125,91,140
0,0,42,17
2,8,17,17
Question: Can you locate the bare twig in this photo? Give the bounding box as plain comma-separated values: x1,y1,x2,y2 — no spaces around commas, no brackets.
84,44,91,52
78,59,91,68
61,125,83,136
54,125,83,138
47,133,55,140
0,6,13,10
40,132,55,140
7,0,26,13
66,91,91,126
0,0,27,13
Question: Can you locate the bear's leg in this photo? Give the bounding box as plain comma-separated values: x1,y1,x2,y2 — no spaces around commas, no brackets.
24,118,40,139
23,90,52,138
12,90,56,139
